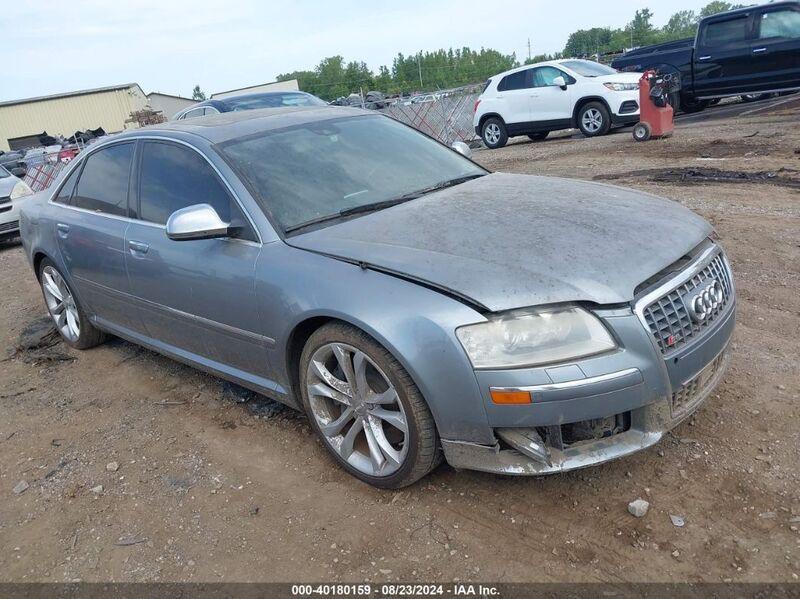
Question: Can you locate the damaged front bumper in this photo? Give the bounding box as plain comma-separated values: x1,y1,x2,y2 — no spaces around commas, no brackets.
441,345,729,475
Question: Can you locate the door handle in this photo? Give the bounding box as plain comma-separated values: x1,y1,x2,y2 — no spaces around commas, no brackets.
752,47,767,54
128,240,150,255
698,55,712,61
56,223,70,238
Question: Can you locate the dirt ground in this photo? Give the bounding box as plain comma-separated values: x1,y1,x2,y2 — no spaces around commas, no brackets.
1,102,798,584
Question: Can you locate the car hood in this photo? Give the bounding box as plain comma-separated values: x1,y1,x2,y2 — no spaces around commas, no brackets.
595,72,642,84
286,173,712,312
0,175,19,197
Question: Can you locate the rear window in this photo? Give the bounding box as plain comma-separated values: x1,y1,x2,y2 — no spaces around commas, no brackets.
226,93,326,110
701,16,750,47
482,79,492,93
72,143,133,216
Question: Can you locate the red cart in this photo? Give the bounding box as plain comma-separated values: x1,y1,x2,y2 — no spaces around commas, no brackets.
633,70,679,142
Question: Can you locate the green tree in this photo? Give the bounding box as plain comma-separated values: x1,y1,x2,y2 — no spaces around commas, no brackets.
564,28,614,57
191,85,206,101
700,1,745,18
662,10,698,39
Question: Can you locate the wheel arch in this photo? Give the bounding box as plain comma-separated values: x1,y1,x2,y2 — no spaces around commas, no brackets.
477,112,505,132
572,96,612,127
33,250,55,281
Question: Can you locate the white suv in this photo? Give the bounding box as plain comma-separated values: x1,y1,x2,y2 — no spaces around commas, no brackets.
474,59,642,148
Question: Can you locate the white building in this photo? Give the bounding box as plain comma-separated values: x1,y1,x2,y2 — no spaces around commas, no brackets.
146,92,196,120
211,79,299,100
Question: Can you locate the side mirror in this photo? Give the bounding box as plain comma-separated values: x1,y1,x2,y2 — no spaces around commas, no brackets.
10,166,26,178
166,203,230,241
552,76,568,90
451,141,473,159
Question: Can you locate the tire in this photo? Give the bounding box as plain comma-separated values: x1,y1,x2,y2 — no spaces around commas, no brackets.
481,117,508,149
577,102,611,137
38,258,108,350
668,91,680,112
633,122,652,142
527,132,549,141
299,322,442,489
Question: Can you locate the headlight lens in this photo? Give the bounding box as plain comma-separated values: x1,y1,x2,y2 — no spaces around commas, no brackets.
10,180,33,200
603,82,639,91
456,306,616,369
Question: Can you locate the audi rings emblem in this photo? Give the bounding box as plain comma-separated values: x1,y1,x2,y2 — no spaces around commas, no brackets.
687,279,725,323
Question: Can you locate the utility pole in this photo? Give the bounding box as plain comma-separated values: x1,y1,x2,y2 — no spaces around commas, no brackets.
417,54,423,88
527,38,531,61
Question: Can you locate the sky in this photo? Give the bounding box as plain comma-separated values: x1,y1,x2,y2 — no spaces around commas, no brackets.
4,0,712,102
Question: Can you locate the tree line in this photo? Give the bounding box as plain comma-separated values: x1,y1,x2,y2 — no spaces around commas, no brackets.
193,1,745,101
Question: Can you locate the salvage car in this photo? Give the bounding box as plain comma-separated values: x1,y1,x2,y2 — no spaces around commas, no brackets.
0,165,34,241
474,59,641,147
19,107,735,488
611,1,800,112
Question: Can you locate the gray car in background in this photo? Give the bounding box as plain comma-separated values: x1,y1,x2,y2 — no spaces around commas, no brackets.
19,107,735,488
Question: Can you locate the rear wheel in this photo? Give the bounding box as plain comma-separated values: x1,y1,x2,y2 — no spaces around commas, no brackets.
527,132,549,141
577,102,611,137
299,322,442,488
38,259,107,349
680,96,709,113
481,117,508,149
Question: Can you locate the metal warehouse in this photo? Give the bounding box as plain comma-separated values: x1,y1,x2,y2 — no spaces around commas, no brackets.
0,83,148,151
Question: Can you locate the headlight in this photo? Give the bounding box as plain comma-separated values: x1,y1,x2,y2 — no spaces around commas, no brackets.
603,82,639,91
10,180,33,200
456,306,616,369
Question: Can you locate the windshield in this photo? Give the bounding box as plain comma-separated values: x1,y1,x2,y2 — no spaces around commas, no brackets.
560,60,617,77
0,165,10,178
227,93,326,111
221,115,486,232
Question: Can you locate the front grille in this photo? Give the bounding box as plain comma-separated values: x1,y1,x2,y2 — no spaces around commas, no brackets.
671,350,727,416
0,220,19,233
0,195,10,205
643,251,733,354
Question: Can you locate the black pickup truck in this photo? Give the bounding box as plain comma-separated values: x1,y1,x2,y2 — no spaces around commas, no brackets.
611,1,800,112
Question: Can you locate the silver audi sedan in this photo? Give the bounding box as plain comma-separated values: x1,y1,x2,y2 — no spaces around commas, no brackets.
19,106,735,488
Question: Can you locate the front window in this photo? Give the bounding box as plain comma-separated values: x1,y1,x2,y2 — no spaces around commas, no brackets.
532,66,575,87
759,9,800,39
559,60,617,77
226,93,326,111
220,115,486,233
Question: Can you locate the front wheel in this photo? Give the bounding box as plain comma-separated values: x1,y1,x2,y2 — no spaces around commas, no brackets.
300,322,442,488
38,259,108,349
577,102,611,137
481,117,508,149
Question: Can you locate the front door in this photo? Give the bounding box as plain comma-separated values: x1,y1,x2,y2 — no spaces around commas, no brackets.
124,140,270,380
693,12,757,98
749,5,800,92
529,66,573,125
54,142,141,332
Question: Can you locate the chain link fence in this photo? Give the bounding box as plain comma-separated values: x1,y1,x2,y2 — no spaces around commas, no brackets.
379,91,481,146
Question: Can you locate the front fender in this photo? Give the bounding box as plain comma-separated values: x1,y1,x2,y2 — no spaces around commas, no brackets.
256,242,495,445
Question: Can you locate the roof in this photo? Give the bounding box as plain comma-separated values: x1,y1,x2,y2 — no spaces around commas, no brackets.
118,106,370,145
211,78,299,98
146,91,194,101
0,83,143,108
700,0,799,21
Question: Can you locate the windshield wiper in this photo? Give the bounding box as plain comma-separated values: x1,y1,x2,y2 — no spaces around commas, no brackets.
284,173,485,234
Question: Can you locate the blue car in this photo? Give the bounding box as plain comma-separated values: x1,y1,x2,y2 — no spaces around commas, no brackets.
19,106,735,488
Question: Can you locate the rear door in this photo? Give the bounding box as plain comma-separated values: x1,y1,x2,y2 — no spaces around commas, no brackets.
54,142,142,332
529,66,574,125
124,140,270,379
495,69,532,125
693,11,756,97
749,4,800,92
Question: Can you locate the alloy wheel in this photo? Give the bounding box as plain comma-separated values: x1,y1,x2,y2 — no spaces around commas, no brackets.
582,108,603,133
306,342,409,477
484,123,501,145
41,266,80,342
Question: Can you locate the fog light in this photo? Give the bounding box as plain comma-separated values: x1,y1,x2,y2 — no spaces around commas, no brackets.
490,389,531,404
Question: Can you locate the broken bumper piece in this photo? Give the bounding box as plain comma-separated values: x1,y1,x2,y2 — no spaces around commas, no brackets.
442,348,730,476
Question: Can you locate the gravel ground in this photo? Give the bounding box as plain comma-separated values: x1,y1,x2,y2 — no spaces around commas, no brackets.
1,103,798,583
